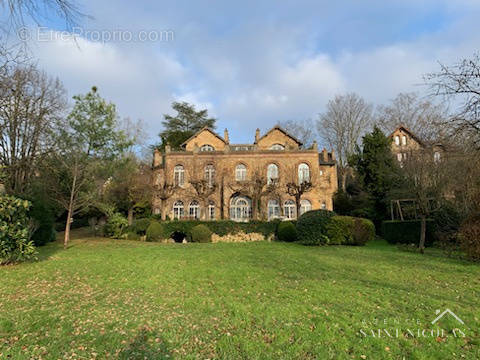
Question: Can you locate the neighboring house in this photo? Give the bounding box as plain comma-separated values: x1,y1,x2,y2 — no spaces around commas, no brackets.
389,126,445,164
152,126,337,221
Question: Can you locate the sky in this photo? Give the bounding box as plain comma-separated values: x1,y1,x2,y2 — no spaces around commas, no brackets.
8,0,480,144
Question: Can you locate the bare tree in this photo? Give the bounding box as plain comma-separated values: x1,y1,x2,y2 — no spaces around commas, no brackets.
277,119,316,148
284,164,313,217
425,54,480,148
317,93,373,191
154,177,175,221
0,64,66,194
377,92,447,143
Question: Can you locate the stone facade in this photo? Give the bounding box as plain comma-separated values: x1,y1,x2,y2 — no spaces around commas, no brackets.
152,126,337,221
389,126,444,164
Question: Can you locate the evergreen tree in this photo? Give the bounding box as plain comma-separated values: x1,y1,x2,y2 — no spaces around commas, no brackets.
349,126,402,228
159,102,216,150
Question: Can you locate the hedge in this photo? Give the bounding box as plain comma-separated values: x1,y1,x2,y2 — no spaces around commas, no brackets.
326,216,375,246
146,221,164,242
277,221,297,242
296,210,336,245
381,220,435,246
188,224,212,243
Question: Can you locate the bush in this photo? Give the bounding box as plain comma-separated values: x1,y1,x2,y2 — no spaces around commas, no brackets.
104,213,128,239
188,224,212,243
296,209,335,245
29,198,56,246
125,231,141,241
277,221,297,242
326,216,375,246
132,218,151,235
381,220,435,246
146,221,164,242
459,213,480,261
0,195,36,264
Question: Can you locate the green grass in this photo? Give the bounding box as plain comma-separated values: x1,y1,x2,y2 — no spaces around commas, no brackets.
0,234,479,359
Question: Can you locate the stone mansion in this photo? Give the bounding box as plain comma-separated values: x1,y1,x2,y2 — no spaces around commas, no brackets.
152,126,338,221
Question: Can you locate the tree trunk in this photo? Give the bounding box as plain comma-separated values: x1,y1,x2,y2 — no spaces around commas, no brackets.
64,208,72,249
419,215,426,254
127,207,134,225
160,199,166,221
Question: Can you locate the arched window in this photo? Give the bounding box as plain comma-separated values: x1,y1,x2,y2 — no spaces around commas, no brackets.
394,136,400,145
268,199,280,220
208,201,215,220
230,196,252,221
200,144,215,152
434,151,441,163
173,200,184,219
174,165,185,187
270,143,285,150
300,199,312,215
189,200,200,220
267,163,279,184
284,200,296,220
298,163,310,183
204,164,215,186
402,135,407,146
235,164,247,181
321,201,327,210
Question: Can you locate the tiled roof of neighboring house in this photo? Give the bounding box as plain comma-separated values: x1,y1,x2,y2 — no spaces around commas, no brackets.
257,125,303,146
180,127,225,148
389,125,425,147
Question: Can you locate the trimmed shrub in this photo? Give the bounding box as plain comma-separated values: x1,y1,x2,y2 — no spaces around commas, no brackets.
459,213,480,261
188,224,212,243
146,221,164,242
0,195,36,264
326,216,374,246
277,221,297,242
296,209,336,245
381,220,435,246
132,218,151,235
104,213,128,239
125,231,141,241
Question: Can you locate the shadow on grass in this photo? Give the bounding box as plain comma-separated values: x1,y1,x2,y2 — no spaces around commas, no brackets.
118,327,171,360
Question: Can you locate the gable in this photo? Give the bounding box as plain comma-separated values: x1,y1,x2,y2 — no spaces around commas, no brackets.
390,127,423,151
256,127,301,150
182,128,226,151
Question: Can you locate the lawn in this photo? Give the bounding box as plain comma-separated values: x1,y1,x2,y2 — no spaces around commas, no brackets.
0,232,479,359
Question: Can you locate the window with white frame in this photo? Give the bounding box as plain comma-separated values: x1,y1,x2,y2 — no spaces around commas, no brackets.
402,135,407,146
189,200,200,220
208,201,215,220
200,144,215,151
173,200,184,219
300,199,312,215
230,196,252,221
397,153,403,162
298,163,310,183
267,163,279,184
174,165,185,187
268,199,280,220
204,164,215,186
284,200,296,220
270,143,285,150
434,151,441,162
235,164,247,181
394,136,400,145
321,202,327,210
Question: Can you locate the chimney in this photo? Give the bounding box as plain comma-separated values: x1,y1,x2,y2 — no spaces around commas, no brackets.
224,128,229,144
165,144,171,153
331,149,335,161
255,128,260,143
322,148,328,162
312,140,318,151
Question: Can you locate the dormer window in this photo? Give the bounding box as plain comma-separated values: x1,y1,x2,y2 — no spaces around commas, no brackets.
402,135,407,146
270,144,285,150
394,136,400,146
200,144,215,151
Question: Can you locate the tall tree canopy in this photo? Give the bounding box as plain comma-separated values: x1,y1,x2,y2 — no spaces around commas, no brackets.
159,101,216,150
277,119,316,148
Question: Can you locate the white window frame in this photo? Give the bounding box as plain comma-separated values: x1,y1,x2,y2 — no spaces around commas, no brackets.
267,163,279,185
268,199,280,220
270,143,285,150
208,201,215,220
434,151,441,162
200,144,215,152
284,200,296,220
298,163,310,184
189,200,200,220
235,164,247,181
402,135,407,146
394,136,400,145
174,165,185,187
300,199,312,215
204,164,215,186
173,200,184,219
230,196,252,221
